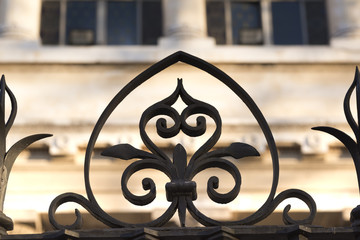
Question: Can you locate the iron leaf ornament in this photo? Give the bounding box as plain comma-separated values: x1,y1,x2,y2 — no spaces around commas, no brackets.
49,51,316,229
313,67,360,226
0,75,52,234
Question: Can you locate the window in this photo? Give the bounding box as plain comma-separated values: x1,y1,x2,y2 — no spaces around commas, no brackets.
272,0,329,45
40,0,163,45
206,0,329,45
206,0,263,45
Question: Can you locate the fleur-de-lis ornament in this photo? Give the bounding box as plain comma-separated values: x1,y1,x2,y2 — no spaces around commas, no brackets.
48,51,316,230
101,79,260,227
313,67,360,226
0,75,51,234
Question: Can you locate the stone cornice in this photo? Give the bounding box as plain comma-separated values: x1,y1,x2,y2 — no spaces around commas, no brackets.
0,44,360,64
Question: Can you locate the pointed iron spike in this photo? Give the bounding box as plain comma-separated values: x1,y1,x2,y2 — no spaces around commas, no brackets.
0,75,5,133
173,144,187,179
355,67,360,131
343,68,360,144
0,75,6,164
177,77,197,105
178,196,187,227
159,77,183,106
0,75,5,114
4,83,17,137
177,78,185,91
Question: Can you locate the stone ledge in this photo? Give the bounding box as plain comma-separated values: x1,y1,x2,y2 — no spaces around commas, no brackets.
0,44,360,64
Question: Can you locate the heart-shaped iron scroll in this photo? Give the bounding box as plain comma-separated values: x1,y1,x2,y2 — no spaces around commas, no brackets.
49,51,316,229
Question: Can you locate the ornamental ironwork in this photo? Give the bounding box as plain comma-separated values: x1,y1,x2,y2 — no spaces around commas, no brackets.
0,75,51,234
313,67,360,227
48,51,316,229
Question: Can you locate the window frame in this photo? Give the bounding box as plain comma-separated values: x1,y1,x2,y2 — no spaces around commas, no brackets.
40,0,162,45
206,0,329,46
206,0,269,45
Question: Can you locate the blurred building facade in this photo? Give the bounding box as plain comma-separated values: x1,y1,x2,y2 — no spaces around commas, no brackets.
0,0,360,233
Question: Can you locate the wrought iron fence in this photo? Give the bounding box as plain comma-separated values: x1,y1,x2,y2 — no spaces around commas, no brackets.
0,51,360,239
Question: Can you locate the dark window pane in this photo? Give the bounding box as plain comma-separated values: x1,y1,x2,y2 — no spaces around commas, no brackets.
107,1,137,45
66,1,97,45
40,1,60,45
305,1,329,45
231,2,262,45
272,2,303,45
142,1,162,45
206,2,226,45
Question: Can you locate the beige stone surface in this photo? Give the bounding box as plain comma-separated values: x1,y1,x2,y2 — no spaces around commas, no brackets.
0,0,41,41
0,0,359,232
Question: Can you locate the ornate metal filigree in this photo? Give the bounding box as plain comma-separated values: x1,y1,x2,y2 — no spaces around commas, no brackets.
0,75,51,234
49,51,316,229
313,67,360,226
102,79,260,227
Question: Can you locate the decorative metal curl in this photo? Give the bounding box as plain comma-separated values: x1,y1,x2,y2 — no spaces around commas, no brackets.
313,67,360,226
48,51,316,229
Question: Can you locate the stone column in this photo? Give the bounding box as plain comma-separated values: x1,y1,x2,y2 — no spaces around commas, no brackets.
159,0,215,48
0,0,42,44
327,0,360,49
